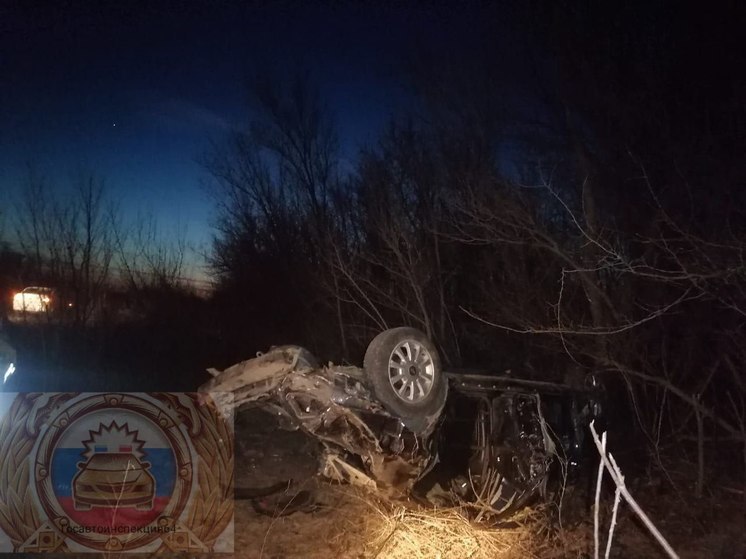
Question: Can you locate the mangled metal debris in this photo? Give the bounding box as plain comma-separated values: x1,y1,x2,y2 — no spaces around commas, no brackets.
199,327,603,520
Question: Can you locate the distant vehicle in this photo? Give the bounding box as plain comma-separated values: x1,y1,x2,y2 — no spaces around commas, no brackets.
12,286,54,313
72,453,155,511
9,286,73,323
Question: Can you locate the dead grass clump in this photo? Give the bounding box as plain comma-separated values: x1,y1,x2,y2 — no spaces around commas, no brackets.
235,483,594,558
324,486,540,559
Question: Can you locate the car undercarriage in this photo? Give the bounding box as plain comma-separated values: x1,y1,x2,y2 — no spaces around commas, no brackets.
198,328,603,520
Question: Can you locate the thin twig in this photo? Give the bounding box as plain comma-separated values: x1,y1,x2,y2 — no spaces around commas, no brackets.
593,431,606,559
590,421,679,559
604,486,622,559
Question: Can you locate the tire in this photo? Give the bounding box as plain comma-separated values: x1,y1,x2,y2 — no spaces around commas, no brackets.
363,327,447,432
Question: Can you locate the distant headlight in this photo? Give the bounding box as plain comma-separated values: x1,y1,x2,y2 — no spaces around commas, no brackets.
3,363,15,384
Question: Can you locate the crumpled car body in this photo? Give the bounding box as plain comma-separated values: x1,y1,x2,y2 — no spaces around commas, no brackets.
200,344,438,497
199,328,602,519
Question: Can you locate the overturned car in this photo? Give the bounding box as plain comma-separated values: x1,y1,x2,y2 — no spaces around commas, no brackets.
199,327,602,519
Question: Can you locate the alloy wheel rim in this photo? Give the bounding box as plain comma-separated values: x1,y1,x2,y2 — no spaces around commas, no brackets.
387,340,435,403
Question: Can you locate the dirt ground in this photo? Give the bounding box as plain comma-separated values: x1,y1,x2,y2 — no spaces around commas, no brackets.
47,408,745,558
231,409,746,559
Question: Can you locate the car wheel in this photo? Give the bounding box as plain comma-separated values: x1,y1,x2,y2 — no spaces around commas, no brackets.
363,327,447,432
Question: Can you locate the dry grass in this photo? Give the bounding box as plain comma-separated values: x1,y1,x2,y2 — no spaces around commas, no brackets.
62,482,744,558
356,501,536,559
233,483,577,559
236,476,746,559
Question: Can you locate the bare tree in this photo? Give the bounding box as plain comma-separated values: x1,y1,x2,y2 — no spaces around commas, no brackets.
15,168,114,325
111,212,188,292
203,71,353,357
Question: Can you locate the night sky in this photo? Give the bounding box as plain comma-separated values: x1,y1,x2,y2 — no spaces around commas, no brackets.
1,2,489,278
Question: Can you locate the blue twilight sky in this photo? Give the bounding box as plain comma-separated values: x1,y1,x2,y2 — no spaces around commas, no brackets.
0,2,498,279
